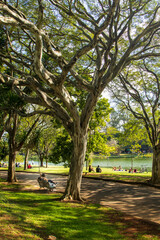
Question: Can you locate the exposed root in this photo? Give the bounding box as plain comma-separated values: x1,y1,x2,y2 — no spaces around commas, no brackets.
60,194,73,201
60,193,85,202
149,178,160,185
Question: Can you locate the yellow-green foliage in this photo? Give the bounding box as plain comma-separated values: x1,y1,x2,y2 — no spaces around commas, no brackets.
4,154,24,163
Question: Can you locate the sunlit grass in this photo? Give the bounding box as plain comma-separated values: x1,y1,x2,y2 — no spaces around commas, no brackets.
23,165,69,175
84,167,151,176
0,182,159,240
17,165,151,177
1,164,152,183
0,183,125,240
83,167,151,182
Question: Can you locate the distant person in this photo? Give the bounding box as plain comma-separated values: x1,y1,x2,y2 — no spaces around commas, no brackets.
118,165,122,171
89,165,94,172
27,164,32,169
2,163,7,167
96,165,102,173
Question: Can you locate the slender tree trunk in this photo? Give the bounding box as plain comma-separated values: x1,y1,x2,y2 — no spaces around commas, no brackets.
151,144,160,184
8,136,17,182
45,147,48,168
40,153,44,167
46,159,48,168
6,114,38,181
24,148,29,170
0,112,7,140
0,129,4,140
63,128,88,200
7,113,18,182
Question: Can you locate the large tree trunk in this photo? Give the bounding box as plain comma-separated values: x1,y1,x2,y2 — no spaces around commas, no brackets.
63,128,88,200
151,144,160,184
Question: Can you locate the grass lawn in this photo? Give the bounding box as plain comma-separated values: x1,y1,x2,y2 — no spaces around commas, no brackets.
7,165,152,183
0,179,160,240
83,168,152,183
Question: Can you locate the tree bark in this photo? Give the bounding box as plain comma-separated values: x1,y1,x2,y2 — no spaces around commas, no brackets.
7,114,38,181
7,134,17,182
0,112,7,139
40,153,44,167
63,128,88,200
24,148,29,170
151,144,160,184
6,113,18,182
46,159,48,168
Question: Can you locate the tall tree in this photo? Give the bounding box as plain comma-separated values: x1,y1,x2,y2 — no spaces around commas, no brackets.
50,98,113,167
0,84,40,181
5,112,39,182
32,117,59,168
108,108,150,153
109,59,160,183
21,114,43,169
0,0,160,199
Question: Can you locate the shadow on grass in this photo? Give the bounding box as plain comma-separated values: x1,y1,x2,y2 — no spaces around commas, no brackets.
1,188,127,240
1,182,160,240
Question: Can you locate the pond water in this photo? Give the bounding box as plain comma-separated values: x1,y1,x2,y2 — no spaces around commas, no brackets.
29,155,153,171
92,156,152,171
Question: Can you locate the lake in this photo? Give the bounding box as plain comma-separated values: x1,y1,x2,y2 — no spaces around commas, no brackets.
29,155,153,171
91,155,152,171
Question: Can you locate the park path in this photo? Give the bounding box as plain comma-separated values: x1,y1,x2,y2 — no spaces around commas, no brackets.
1,171,160,225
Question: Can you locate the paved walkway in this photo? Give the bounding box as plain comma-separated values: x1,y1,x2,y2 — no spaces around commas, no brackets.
1,171,160,225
